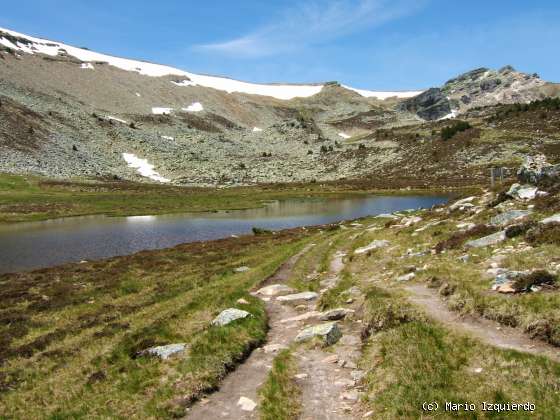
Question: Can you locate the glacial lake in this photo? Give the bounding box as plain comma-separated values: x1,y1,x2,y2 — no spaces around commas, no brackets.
0,194,448,274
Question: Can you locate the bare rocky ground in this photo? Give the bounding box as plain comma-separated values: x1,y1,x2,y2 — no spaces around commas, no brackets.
1,40,559,187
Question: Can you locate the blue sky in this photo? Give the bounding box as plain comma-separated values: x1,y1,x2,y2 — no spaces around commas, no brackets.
1,0,559,89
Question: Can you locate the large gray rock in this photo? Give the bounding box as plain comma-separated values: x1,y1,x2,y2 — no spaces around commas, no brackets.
277,291,319,304
295,322,342,346
212,308,252,326
140,343,186,360
506,183,538,200
541,213,560,224
398,88,452,120
517,155,560,185
255,284,295,296
465,231,506,248
354,239,390,255
490,210,532,227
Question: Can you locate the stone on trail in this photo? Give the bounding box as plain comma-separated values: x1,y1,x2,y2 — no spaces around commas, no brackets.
237,396,257,412
319,308,354,321
295,322,342,346
354,239,390,255
340,390,359,402
277,291,319,304
234,266,250,273
280,311,321,324
212,308,252,326
465,231,506,248
255,284,295,296
263,343,288,354
140,343,186,360
541,213,560,224
490,210,532,227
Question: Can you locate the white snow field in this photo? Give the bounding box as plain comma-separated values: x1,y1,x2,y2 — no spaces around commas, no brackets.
0,26,423,101
338,132,351,139
122,153,170,183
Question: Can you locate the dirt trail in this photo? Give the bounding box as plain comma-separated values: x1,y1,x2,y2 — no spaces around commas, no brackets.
185,244,315,419
295,250,364,420
404,284,560,362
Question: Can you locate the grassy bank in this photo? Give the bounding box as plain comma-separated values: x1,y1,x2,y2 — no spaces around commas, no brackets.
0,228,316,418
360,286,560,419
0,173,463,224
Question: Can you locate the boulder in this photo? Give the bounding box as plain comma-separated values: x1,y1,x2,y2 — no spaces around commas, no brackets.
541,213,560,224
295,322,342,346
398,87,452,121
465,231,506,248
517,155,560,185
277,291,319,304
237,397,257,412
319,308,354,321
397,273,416,282
449,196,476,211
212,308,252,326
255,284,296,296
140,343,186,360
490,210,532,227
506,183,538,200
354,239,390,254
492,270,529,293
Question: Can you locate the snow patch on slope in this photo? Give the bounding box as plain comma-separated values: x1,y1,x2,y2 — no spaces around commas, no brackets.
80,62,94,70
0,26,423,101
183,102,204,112
252,127,263,132
338,132,351,139
342,85,423,100
122,153,170,183
152,107,173,115
438,109,459,120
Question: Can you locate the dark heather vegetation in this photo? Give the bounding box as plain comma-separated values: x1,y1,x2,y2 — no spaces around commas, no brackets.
441,120,472,141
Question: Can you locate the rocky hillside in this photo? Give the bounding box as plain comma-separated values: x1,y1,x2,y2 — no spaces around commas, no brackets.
0,27,559,186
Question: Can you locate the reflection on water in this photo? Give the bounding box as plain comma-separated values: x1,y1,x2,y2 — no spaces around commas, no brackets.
0,195,448,274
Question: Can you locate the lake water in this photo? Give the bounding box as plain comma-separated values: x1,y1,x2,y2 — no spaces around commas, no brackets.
0,195,448,274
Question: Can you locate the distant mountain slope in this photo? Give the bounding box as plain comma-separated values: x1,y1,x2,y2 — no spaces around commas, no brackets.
1,26,559,187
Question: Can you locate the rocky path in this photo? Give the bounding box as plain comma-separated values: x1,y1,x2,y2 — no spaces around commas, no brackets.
186,243,367,419
404,284,560,362
185,244,316,419
294,250,365,420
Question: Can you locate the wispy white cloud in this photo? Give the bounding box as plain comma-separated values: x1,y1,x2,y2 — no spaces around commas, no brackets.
194,0,426,57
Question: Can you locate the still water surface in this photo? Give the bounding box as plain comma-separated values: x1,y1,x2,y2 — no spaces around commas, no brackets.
0,195,448,273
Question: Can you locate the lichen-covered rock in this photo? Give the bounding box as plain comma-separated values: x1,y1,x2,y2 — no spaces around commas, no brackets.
212,308,252,326
517,155,560,185
506,183,538,200
140,343,186,360
490,210,532,227
295,322,342,346
465,231,506,248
